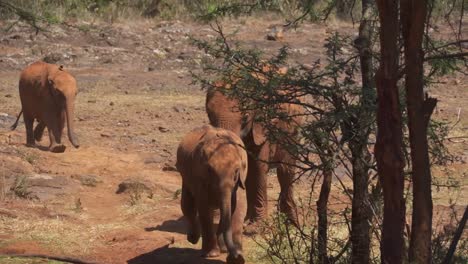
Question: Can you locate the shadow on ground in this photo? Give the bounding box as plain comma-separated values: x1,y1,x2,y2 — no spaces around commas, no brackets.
127,246,224,264
145,217,187,235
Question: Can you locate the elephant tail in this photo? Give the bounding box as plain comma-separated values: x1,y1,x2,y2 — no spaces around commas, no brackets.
10,109,23,131
219,170,245,264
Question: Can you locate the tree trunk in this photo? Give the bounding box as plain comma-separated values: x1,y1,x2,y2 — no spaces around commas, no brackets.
350,0,374,263
375,1,406,263
316,168,332,264
400,0,437,263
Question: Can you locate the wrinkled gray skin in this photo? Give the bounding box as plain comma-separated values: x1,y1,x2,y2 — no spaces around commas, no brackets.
12,61,79,153
176,125,247,264
206,87,303,226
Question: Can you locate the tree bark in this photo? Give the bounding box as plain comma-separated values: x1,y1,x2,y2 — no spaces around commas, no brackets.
316,168,332,264
400,0,436,263
350,0,374,262
442,206,468,264
375,1,406,263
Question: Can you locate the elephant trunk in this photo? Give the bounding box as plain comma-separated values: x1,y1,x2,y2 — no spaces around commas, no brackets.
65,98,80,148
220,184,241,261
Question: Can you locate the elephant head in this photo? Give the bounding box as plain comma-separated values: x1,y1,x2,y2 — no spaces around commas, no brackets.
206,86,269,147
47,66,80,148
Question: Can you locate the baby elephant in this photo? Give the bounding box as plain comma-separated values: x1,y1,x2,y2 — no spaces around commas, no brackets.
176,125,247,264
11,61,80,153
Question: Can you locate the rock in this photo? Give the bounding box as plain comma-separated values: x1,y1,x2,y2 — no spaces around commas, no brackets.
109,101,115,106
153,48,167,58
100,133,112,138
0,113,18,129
144,156,164,164
158,126,169,133
43,53,63,64
5,94,12,98
162,163,177,172
116,179,153,198
172,106,185,113
71,174,102,187
9,174,79,201
266,26,284,41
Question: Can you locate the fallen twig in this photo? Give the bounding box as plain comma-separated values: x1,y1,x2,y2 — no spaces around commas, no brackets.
446,136,467,143
0,254,98,264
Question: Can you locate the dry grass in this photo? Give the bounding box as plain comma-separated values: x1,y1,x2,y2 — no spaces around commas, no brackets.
0,213,132,256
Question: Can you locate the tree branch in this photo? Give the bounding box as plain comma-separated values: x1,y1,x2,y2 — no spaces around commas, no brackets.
425,52,468,61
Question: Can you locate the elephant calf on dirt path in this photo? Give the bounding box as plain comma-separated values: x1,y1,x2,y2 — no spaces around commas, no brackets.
11,61,80,153
176,125,247,264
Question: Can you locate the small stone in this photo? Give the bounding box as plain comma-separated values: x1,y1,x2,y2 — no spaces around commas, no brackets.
172,106,185,113
162,163,177,172
100,133,111,138
109,102,115,106
158,126,169,133
266,26,284,41
5,94,12,98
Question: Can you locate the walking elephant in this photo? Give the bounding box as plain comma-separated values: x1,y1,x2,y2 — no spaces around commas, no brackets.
11,61,80,153
176,125,247,264
206,78,304,226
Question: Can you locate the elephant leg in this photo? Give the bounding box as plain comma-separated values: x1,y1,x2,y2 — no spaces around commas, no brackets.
34,121,46,142
199,202,220,257
181,185,200,244
217,188,245,253
232,189,246,250
277,162,299,226
46,112,66,153
23,113,35,147
245,153,269,223
217,227,227,253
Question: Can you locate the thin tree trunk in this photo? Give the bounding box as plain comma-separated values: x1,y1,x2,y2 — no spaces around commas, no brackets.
350,0,374,262
317,168,332,264
442,206,468,264
400,1,437,262
375,1,406,263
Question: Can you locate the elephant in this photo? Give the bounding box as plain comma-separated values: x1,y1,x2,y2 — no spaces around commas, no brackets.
176,125,247,264
11,61,80,153
206,76,304,226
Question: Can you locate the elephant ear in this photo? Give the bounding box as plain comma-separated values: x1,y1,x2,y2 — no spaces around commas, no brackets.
252,121,267,145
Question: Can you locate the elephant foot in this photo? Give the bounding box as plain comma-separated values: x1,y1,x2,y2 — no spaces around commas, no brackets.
26,142,36,148
187,232,200,244
202,247,220,258
243,219,262,236
227,253,245,264
217,234,227,253
50,144,66,153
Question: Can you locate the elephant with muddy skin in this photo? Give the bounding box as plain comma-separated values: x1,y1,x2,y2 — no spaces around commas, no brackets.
11,61,80,153
176,125,247,264
205,77,304,226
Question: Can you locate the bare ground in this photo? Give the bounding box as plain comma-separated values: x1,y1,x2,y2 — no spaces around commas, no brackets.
0,16,466,264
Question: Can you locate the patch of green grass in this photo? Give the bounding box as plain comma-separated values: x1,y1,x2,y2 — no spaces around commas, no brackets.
10,175,32,199
23,153,38,165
